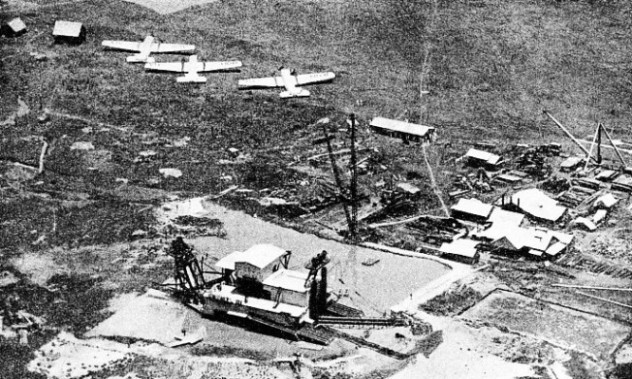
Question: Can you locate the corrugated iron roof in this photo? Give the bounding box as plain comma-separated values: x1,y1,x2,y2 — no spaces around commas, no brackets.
439,239,480,258
7,18,26,32
451,198,493,219
511,188,567,222
466,148,502,165
216,244,288,270
262,269,309,292
488,207,524,227
53,20,83,37
370,117,434,138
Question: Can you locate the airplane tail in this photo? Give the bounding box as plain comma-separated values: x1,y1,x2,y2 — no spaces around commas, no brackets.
280,89,310,98
177,73,207,83
127,55,154,63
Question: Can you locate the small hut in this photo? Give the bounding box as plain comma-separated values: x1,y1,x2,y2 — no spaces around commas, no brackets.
53,20,86,45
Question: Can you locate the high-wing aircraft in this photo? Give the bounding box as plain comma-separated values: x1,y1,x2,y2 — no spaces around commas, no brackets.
238,68,335,98
101,35,195,63
144,55,242,83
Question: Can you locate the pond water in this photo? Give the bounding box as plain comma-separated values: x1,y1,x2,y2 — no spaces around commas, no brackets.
159,197,452,314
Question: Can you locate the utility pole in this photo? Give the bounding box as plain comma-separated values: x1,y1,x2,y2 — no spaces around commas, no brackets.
348,114,358,244
322,124,352,237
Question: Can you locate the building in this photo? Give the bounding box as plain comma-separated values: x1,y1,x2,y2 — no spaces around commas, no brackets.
210,244,317,326
451,198,493,223
215,244,290,283
53,21,86,44
439,239,480,264
2,18,27,37
370,117,435,143
465,148,504,170
504,188,567,223
484,226,573,259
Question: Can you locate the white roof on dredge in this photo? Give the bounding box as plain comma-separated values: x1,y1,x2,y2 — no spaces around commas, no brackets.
263,269,309,293
451,198,493,219
465,148,503,165
216,244,288,270
511,188,566,222
53,20,83,37
439,239,480,258
370,117,434,137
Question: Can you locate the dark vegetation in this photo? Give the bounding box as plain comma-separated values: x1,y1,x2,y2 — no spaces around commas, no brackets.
419,285,483,316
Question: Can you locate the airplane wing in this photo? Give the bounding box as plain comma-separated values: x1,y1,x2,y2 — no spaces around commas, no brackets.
144,62,186,72
151,43,196,53
102,40,142,52
237,76,284,89
296,72,336,86
199,61,242,72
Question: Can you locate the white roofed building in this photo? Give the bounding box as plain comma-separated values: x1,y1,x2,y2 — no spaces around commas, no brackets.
216,244,290,282
370,117,435,143
506,188,567,223
451,198,493,223
263,270,310,307
439,239,481,264
53,20,86,44
465,148,504,169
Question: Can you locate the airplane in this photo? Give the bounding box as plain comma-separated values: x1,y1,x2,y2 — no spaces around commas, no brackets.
237,68,335,98
101,35,195,63
144,55,242,83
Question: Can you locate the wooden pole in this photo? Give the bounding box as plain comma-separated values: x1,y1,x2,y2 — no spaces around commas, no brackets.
349,114,358,244
576,291,632,310
599,123,627,166
543,111,597,162
583,125,600,171
551,284,632,292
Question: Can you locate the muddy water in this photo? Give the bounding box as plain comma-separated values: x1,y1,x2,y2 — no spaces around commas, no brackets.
159,198,451,314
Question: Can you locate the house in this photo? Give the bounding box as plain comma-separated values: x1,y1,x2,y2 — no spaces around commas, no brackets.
465,148,504,170
1,18,27,37
488,207,525,228
593,193,618,209
439,239,480,264
505,188,567,223
370,117,435,143
215,244,290,283
262,269,310,307
451,198,493,223
53,20,86,44
490,226,573,259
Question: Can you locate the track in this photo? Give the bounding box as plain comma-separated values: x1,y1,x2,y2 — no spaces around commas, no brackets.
317,316,408,328
556,254,632,279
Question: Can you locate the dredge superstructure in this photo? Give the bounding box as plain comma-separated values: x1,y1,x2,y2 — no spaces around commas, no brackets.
165,238,431,348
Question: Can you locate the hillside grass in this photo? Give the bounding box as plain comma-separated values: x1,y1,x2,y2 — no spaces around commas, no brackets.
2,0,632,250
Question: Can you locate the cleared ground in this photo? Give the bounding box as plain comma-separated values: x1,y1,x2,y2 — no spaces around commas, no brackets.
462,290,631,360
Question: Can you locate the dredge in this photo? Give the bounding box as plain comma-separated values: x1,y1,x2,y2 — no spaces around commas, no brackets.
164,237,432,351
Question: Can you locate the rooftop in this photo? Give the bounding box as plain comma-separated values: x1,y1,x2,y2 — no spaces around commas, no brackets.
370,117,434,138
439,239,480,258
216,244,289,270
262,269,309,293
465,148,503,165
510,188,567,222
53,20,83,37
451,198,493,219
